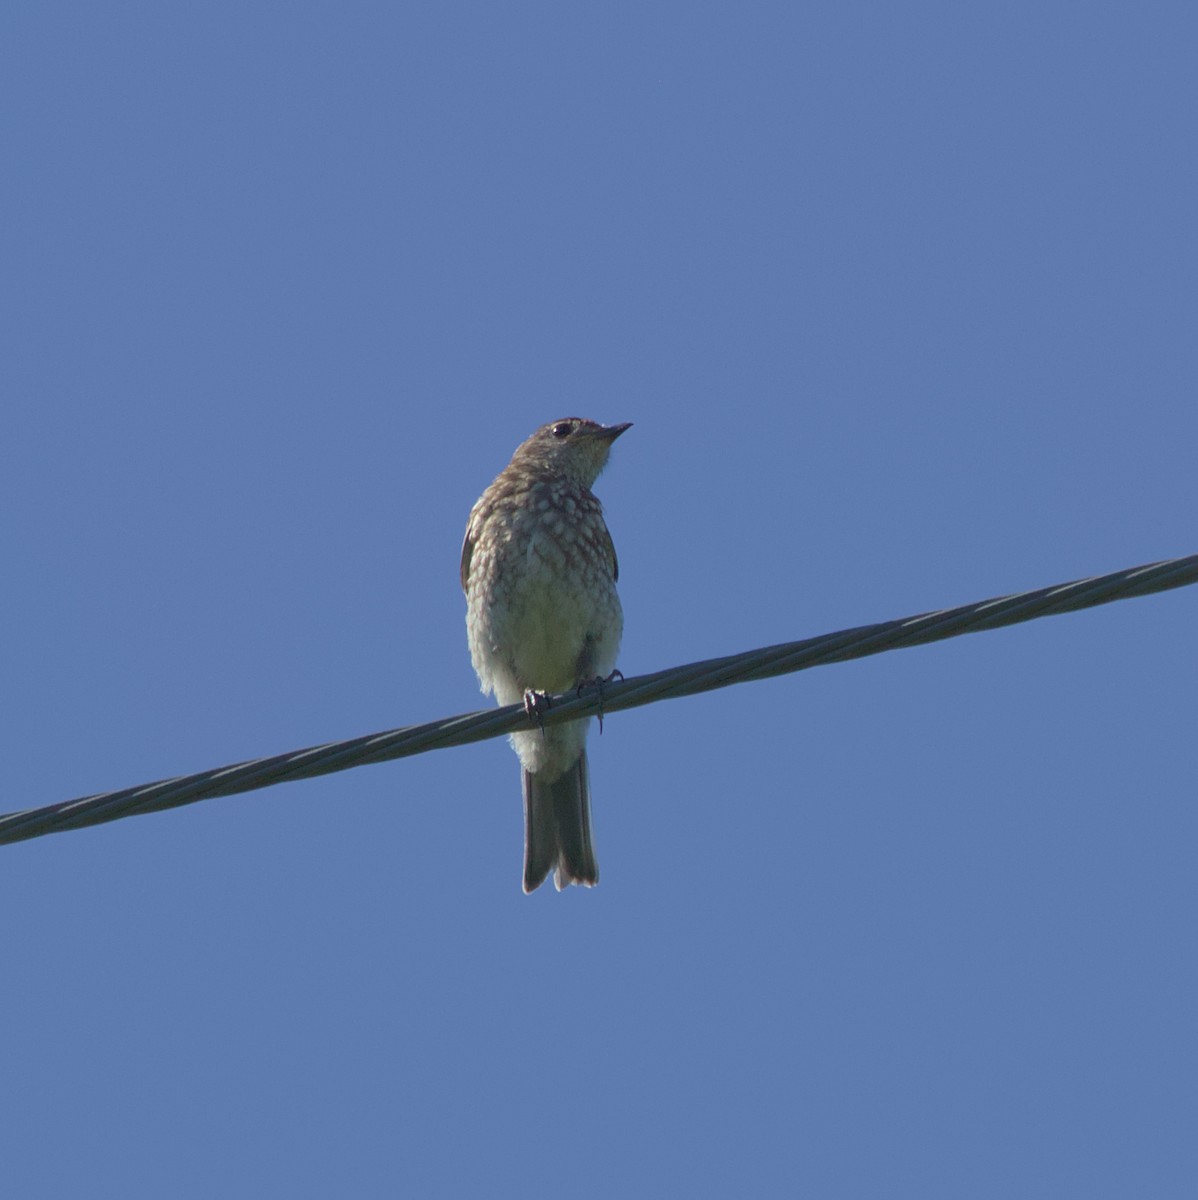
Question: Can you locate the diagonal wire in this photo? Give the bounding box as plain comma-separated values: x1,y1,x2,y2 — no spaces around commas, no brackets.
1,553,1194,847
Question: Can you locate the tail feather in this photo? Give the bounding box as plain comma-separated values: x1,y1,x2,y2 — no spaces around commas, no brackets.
522,751,599,893
552,752,596,890
522,769,558,893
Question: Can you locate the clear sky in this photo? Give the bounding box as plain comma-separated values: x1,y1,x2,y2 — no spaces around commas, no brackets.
3,3,1195,1196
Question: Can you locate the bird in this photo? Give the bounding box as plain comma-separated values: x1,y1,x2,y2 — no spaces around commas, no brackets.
461,417,630,892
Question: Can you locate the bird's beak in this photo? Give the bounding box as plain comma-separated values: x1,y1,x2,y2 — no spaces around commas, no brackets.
598,422,632,441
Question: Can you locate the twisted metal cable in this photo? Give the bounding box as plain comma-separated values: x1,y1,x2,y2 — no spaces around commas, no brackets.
2,553,1194,847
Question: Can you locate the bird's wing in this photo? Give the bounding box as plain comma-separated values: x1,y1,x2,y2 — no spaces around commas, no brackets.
604,524,619,583
460,519,475,591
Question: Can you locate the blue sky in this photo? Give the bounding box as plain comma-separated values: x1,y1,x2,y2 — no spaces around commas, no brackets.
3,2,1196,1196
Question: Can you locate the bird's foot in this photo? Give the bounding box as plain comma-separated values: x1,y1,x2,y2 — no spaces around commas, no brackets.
575,669,624,734
523,689,551,737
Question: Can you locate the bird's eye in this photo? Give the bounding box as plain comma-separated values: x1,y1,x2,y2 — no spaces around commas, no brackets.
551,421,573,439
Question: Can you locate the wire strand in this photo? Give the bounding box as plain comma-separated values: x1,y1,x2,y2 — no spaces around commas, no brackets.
2,552,1194,847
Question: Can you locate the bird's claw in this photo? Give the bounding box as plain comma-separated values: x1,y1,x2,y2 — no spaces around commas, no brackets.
575,669,624,734
524,689,550,737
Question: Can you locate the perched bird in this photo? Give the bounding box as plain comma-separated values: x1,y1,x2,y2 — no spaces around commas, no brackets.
461,418,630,892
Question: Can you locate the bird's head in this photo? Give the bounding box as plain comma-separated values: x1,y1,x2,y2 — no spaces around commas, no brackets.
510,418,632,488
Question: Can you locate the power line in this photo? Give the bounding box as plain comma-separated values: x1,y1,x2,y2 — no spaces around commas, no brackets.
2,552,1194,847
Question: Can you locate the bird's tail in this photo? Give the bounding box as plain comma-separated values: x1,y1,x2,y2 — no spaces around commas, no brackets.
522,751,598,893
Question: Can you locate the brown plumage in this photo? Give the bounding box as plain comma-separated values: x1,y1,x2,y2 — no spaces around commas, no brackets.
461,418,630,892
